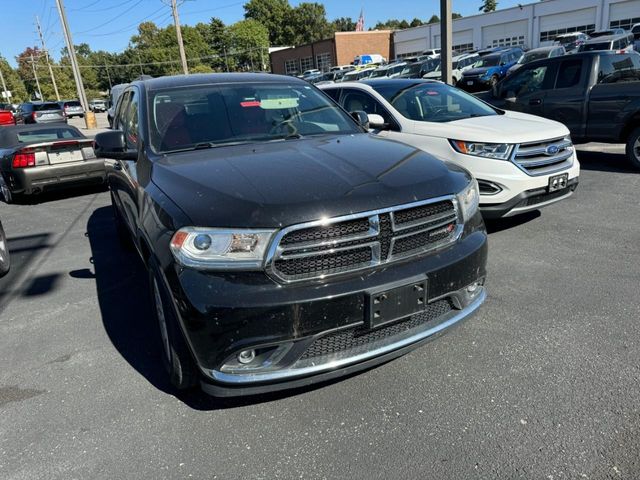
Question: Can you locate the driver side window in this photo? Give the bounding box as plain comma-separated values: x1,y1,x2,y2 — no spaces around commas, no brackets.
340,89,398,130
500,65,551,99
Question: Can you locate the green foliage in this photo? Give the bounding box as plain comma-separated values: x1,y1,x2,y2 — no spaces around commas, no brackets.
332,17,356,32
426,15,439,24
480,0,498,13
244,0,291,46
373,19,410,30
222,19,270,71
0,56,28,102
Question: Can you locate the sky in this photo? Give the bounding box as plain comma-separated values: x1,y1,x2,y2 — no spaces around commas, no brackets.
1,0,524,67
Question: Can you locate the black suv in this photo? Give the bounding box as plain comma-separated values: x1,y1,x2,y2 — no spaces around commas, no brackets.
95,73,487,396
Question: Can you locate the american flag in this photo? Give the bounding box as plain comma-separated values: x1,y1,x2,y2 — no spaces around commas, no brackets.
355,9,364,31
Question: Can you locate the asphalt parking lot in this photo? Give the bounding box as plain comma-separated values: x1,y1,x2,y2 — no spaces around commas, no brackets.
0,143,639,479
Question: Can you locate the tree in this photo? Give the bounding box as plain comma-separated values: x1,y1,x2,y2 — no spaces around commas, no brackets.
223,19,270,71
244,0,292,45
426,15,439,24
333,17,356,32
452,12,463,19
286,3,333,44
0,56,28,102
480,0,497,13
410,18,425,28
373,19,410,30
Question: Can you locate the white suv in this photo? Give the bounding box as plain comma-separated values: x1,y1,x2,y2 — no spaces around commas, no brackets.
321,79,580,218
423,53,479,84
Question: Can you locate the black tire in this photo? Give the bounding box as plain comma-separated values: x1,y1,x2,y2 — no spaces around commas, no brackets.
489,75,499,89
0,176,13,204
625,126,640,170
451,76,457,85
111,192,134,250
79,114,84,118
148,259,199,390
0,221,10,277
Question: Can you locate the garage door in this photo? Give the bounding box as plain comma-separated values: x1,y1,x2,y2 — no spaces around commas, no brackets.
539,7,597,43
481,20,528,49
610,0,640,29
395,38,427,57
434,30,473,52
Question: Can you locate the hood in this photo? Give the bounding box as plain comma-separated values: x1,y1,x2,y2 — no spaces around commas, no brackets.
408,110,569,144
151,134,470,228
463,67,494,77
507,64,522,75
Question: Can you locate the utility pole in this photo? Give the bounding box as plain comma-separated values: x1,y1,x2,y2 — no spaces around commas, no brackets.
104,61,112,89
169,0,189,74
0,67,9,102
55,0,96,129
30,54,43,101
440,0,453,85
35,15,60,101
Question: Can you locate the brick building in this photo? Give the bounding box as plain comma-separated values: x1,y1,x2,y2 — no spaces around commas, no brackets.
269,31,394,75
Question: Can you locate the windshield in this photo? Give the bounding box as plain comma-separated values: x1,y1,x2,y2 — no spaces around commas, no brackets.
36,103,62,111
580,42,611,51
556,36,579,45
370,69,388,78
373,82,497,123
149,82,360,153
520,51,549,64
473,56,500,68
590,31,613,38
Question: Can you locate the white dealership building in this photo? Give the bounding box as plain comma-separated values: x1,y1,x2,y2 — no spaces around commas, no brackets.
394,0,640,57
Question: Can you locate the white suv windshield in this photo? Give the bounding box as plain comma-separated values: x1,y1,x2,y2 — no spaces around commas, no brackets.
149,82,359,153
373,82,497,123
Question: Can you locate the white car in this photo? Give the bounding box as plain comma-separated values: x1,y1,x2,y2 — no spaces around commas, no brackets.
320,79,580,218
423,53,479,84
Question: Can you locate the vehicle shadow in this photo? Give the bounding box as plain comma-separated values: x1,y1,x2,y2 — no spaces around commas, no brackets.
484,210,541,234
85,206,355,410
12,184,108,206
575,147,637,174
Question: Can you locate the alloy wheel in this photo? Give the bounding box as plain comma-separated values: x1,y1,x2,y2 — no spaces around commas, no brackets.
634,138,640,160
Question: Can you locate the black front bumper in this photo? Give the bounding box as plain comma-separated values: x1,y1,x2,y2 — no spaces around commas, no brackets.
481,177,579,219
8,158,107,195
164,213,488,396
458,77,491,92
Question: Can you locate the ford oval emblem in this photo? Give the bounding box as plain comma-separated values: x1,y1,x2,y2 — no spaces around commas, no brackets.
546,145,559,155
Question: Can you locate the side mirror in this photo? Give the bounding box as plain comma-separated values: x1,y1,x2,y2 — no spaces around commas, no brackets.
500,61,507,66
94,130,136,160
350,110,370,130
367,113,388,130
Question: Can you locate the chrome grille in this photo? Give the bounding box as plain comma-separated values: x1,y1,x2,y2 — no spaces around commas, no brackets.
268,197,461,283
513,137,574,176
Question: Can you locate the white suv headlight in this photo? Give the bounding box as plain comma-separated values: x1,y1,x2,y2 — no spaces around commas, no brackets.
456,180,480,222
170,227,276,270
450,140,514,160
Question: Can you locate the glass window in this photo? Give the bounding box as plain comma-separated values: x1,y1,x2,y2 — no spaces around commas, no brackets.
123,91,139,149
372,82,497,123
300,57,314,72
115,91,131,131
340,89,395,127
473,56,500,68
149,82,360,153
16,127,81,143
322,88,341,102
500,65,551,98
555,59,582,88
284,59,299,75
35,103,62,111
598,55,640,83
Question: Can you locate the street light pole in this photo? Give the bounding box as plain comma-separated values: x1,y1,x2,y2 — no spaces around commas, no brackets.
440,0,453,85
55,0,96,129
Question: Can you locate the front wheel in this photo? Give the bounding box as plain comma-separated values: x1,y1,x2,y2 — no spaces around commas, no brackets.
489,75,499,89
149,259,199,390
0,176,13,204
625,126,640,170
451,76,457,85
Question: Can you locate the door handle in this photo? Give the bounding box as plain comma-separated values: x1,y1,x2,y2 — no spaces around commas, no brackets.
529,98,542,106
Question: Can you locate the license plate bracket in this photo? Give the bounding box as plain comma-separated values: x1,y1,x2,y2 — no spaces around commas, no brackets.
548,173,569,192
467,80,474,86
366,276,428,330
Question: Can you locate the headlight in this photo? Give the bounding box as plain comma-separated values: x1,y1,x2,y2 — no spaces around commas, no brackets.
450,140,514,160
456,180,480,222
170,227,276,270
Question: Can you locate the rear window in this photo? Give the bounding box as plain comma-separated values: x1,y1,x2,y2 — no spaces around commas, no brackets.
580,42,611,52
35,103,62,111
598,54,640,83
149,82,359,153
16,128,81,143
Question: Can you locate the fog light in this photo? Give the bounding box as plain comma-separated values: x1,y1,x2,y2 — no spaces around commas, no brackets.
467,282,480,294
237,350,256,364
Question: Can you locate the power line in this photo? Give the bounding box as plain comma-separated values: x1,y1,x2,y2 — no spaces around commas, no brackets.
73,0,144,35
78,7,169,38
70,0,137,13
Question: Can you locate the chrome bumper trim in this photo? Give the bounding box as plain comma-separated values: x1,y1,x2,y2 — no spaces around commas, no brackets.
208,288,486,385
